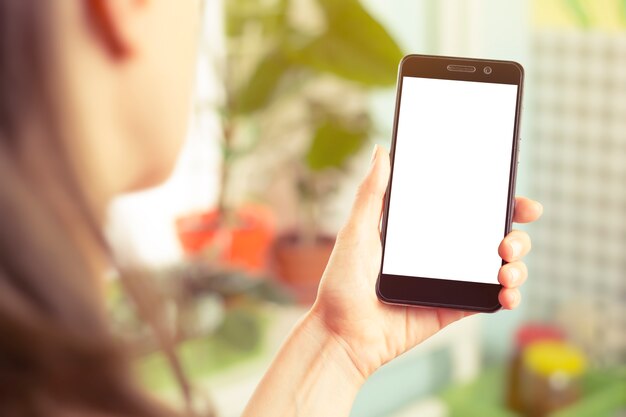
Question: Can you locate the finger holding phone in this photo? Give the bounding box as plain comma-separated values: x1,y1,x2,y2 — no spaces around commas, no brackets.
311,153,541,381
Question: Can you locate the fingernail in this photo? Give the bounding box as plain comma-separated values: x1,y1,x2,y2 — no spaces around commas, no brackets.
509,240,522,257
535,201,544,214
370,144,379,164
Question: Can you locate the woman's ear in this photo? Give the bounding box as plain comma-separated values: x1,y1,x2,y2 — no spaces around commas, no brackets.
86,0,148,58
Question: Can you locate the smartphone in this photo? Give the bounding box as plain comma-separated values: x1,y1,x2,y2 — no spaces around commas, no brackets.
376,54,524,312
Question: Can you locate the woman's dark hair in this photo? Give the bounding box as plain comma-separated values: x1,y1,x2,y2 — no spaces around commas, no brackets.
0,2,194,416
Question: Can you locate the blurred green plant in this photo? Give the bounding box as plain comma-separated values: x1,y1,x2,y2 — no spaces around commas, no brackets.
107,262,291,415
216,0,403,236
107,262,291,353
137,306,269,394
107,263,293,413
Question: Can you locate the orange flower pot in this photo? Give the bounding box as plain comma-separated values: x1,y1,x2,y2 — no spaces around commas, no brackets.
176,205,275,276
273,233,335,304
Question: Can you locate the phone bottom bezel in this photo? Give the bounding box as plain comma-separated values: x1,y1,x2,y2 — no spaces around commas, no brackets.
377,274,502,312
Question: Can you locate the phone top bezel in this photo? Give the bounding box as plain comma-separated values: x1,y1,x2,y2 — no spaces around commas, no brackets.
376,54,524,312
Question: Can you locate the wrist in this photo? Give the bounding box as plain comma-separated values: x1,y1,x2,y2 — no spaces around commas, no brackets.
300,310,370,385
243,311,366,417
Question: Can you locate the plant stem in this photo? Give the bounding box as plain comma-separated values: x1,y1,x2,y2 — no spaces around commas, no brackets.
217,116,234,223
301,174,318,246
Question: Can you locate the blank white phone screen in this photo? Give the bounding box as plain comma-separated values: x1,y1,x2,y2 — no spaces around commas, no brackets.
382,76,518,284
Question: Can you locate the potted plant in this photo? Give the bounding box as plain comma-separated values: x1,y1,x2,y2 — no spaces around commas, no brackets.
108,261,292,417
272,95,375,302
175,0,284,275
223,0,402,301
178,0,402,294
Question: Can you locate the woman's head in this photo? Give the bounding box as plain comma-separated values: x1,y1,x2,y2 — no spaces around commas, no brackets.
1,0,200,209
0,0,201,415
52,0,201,199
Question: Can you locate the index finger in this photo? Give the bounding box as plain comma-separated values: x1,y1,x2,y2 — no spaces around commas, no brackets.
513,196,543,224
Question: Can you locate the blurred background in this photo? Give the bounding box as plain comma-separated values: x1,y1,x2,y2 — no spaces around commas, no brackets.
105,0,625,416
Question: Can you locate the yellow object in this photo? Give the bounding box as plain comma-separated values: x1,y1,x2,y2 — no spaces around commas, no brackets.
523,341,587,377
533,0,626,31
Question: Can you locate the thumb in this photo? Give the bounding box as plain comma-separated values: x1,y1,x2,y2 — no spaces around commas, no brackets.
345,145,390,232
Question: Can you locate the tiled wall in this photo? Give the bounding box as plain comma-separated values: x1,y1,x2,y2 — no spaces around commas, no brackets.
527,30,626,366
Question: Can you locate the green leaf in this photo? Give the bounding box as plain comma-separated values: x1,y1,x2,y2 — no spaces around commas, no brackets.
306,119,369,171
225,0,288,38
564,0,591,28
294,0,403,86
214,308,260,351
235,48,291,115
225,0,254,37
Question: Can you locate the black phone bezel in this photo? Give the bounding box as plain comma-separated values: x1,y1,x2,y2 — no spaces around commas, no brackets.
376,54,524,313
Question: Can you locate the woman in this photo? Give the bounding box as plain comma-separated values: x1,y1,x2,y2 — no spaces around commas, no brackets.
0,1,542,416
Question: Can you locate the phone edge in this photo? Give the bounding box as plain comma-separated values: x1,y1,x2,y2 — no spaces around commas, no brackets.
376,54,525,313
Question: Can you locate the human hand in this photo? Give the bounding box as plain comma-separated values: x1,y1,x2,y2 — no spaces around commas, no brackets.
309,145,543,380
